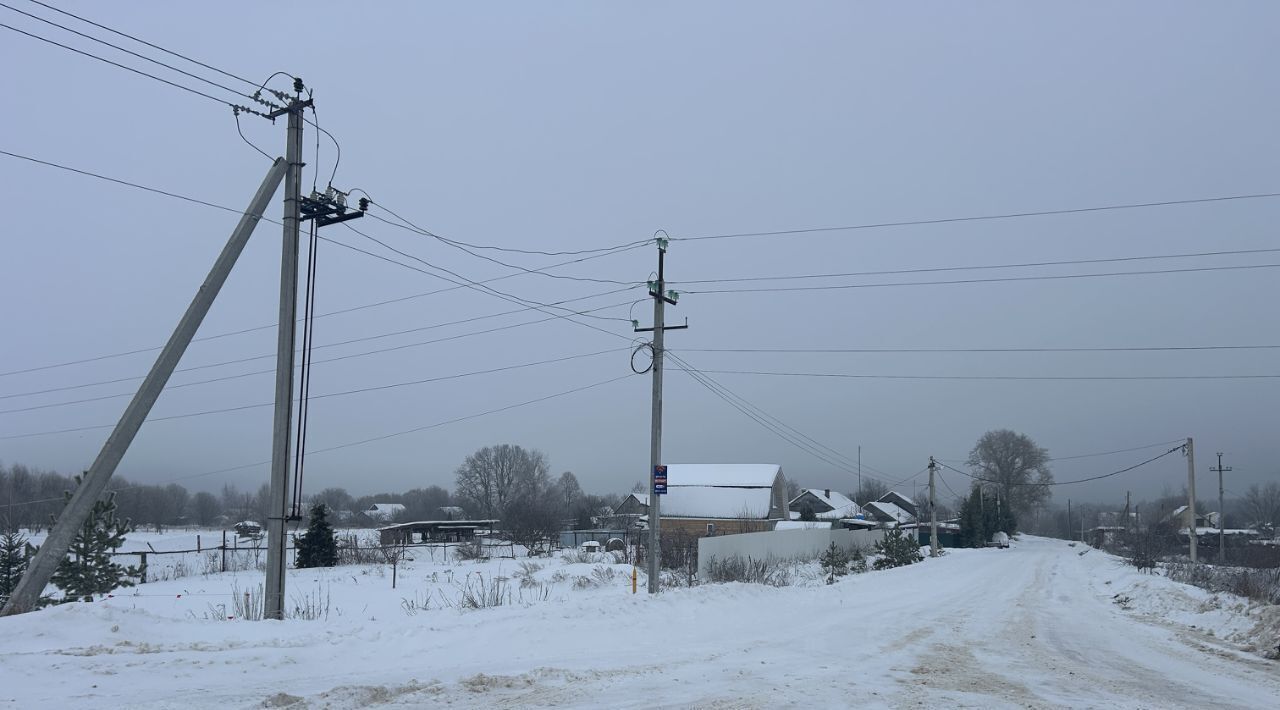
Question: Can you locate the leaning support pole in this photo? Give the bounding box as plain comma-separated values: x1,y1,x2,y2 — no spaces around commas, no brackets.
1,158,287,616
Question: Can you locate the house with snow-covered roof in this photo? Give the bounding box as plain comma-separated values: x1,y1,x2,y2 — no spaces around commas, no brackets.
364,502,406,522
863,492,917,527
789,488,862,520
653,464,791,537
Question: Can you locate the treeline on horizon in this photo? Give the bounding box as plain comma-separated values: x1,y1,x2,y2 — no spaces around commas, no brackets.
0,456,625,534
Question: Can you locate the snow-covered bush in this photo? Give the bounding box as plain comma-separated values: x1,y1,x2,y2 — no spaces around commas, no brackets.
560,548,594,564
572,566,619,590
703,556,792,587
454,540,487,562
1165,563,1280,604
514,561,543,588
456,573,510,609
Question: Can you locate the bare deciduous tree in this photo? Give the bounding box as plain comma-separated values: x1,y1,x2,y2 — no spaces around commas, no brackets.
454,444,549,519
967,429,1053,516
1243,482,1280,532
854,477,889,506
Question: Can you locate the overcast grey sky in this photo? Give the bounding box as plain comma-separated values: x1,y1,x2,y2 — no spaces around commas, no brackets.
1,1,1276,507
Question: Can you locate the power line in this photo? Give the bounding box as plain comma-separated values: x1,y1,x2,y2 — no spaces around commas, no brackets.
936,438,1188,466
338,222,635,341
371,200,650,257
0,347,629,439
0,149,646,377
0,296,637,402
671,360,859,473
0,2,259,104
0,20,264,115
936,445,1184,487
1,372,636,507
682,263,1280,294
681,368,1280,381
21,0,261,90
666,351,901,480
0,148,257,217
363,211,639,286
676,192,1280,243
0,342,628,416
683,344,1280,355
671,247,1280,285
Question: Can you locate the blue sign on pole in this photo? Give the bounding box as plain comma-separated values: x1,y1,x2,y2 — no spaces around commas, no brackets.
653,464,668,495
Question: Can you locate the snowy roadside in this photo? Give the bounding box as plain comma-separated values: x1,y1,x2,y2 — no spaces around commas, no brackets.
2,535,1278,709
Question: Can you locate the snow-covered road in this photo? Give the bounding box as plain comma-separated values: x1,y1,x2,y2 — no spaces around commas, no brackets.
1,536,1276,708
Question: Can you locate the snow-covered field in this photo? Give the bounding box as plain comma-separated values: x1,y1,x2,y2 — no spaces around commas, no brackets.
2,535,1278,708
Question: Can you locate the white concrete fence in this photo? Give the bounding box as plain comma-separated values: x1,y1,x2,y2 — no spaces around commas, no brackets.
696,527,886,578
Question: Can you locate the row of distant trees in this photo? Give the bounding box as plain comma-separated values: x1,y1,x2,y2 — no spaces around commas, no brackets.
1,445,623,536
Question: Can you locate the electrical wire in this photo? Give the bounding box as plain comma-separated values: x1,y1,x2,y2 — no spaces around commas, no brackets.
671,247,1280,286
0,21,258,112
675,192,1280,243
0,2,259,104
0,296,637,406
674,368,1280,381
682,345,1280,355
0,347,629,440
666,351,898,478
935,438,1189,466
234,109,273,161
1,372,636,507
0,149,645,377
371,200,651,257
0,148,255,217
22,0,262,90
289,219,321,518
0,302,636,414
682,263,1280,294
936,445,1184,487
338,222,635,339
364,210,641,286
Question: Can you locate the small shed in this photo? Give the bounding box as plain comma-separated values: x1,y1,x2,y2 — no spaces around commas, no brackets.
378,519,498,545
233,520,262,538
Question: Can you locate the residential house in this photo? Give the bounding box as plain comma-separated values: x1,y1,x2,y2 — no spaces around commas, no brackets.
862,491,918,527
656,463,791,537
788,488,862,520
365,502,406,522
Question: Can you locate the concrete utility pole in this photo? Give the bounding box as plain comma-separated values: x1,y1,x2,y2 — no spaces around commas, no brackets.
0,158,286,616
1211,453,1231,563
1067,498,1072,540
1186,437,1198,563
857,445,862,503
928,457,939,557
634,236,686,594
264,83,311,620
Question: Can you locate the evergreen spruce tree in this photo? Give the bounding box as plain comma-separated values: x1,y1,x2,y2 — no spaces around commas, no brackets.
0,529,34,608
819,541,849,584
295,503,338,568
958,488,986,548
873,528,924,569
50,480,139,602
